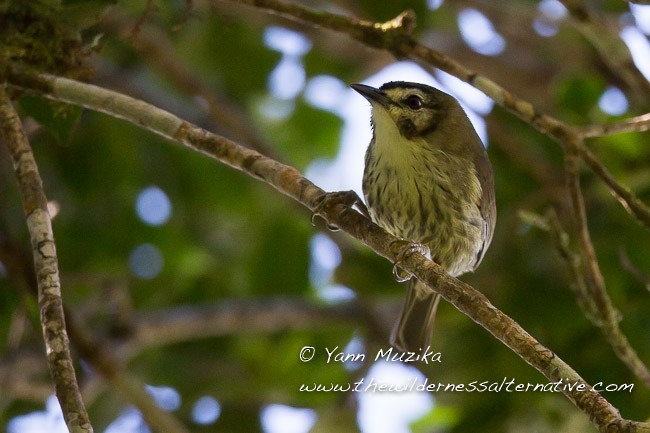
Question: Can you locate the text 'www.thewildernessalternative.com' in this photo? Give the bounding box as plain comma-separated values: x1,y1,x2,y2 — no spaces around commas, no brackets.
299,377,634,394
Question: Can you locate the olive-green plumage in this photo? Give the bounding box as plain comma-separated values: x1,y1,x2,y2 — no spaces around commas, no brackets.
352,81,496,351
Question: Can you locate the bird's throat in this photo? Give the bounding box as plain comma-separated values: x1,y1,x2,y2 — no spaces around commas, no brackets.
371,108,426,174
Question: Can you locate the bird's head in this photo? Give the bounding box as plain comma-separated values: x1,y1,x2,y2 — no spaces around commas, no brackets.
351,81,460,140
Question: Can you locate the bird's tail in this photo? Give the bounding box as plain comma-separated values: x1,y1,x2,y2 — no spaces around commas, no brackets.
390,279,440,352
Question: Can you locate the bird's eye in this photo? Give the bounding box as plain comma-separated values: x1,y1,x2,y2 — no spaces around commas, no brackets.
405,94,423,110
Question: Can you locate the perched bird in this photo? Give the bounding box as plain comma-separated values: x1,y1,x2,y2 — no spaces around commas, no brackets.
351,81,496,351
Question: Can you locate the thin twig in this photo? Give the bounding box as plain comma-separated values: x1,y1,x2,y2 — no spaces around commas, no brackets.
531,207,650,387
220,0,650,230
0,85,93,433
577,142,650,228
563,138,650,387
565,145,616,320
559,0,650,100
7,73,649,433
618,248,650,290
578,112,650,137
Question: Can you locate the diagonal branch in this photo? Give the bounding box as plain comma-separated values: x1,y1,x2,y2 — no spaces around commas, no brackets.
619,248,650,289
0,85,93,433
220,0,650,230
577,141,650,229
563,140,650,388
6,72,649,433
559,0,650,100
217,3,650,388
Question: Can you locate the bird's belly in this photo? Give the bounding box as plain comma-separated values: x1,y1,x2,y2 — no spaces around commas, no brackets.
364,170,483,276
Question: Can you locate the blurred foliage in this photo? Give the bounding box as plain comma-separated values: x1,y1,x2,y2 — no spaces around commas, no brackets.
0,0,112,77
1,0,650,433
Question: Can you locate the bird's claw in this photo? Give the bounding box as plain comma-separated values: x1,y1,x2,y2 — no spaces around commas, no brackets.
311,190,370,231
392,265,412,283
391,242,430,283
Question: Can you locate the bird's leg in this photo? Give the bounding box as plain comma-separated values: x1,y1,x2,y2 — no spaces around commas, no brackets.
391,241,430,283
311,190,370,231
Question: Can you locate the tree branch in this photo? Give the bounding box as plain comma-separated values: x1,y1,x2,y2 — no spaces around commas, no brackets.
214,2,650,388
0,228,193,433
219,0,417,45
521,204,650,390
618,248,650,289
7,72,650,433
564,141,650,388
578,112,650,137
0,235,366,408
564,145,617,323
0,217,195,433
130,298,361,352
220,0,650,230
0,85,93,433
558,0,650,100
578,142,650,228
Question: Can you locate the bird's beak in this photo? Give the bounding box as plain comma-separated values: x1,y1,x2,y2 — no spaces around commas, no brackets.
351,83,392,108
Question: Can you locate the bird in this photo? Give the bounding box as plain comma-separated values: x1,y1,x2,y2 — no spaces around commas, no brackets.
351,81,496,352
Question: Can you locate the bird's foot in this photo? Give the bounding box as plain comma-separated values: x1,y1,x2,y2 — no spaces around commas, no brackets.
391,241,430,283
311,190,370,231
